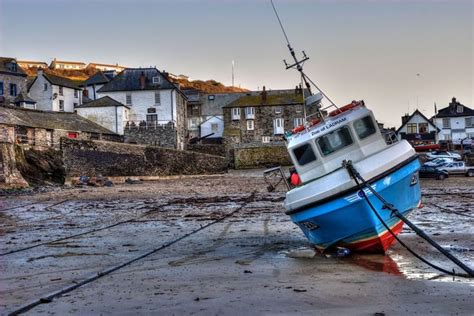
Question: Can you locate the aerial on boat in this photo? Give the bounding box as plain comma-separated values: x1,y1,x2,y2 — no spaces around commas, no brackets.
266,0,422,253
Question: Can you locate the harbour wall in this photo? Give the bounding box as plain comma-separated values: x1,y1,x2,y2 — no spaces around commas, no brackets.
233,144,291,169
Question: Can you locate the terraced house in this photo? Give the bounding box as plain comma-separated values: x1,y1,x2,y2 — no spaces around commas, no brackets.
28,70,82,112
432,97,474,144
0,57,28,106
223,87,307,146
96,68,187,149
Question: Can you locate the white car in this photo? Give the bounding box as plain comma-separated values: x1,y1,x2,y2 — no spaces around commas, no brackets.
424,157,454,167
426,151,461,161
438,161,474,177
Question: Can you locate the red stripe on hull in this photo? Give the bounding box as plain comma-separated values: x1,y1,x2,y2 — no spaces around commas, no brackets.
343,220,404,253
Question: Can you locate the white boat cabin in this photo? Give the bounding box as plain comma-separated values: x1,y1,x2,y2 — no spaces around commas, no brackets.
286,103,388,183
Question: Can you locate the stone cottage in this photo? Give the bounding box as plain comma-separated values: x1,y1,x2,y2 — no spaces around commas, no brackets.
0,105,120,148
97,68,187,149
0,57,28,106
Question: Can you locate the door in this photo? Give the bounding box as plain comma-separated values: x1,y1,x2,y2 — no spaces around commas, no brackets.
274,118,284,135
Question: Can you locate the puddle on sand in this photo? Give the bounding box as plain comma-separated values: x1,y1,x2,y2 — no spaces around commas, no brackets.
281,246,474,285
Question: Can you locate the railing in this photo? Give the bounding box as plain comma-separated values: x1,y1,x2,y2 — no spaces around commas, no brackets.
124,120,176,130
383,131,399,145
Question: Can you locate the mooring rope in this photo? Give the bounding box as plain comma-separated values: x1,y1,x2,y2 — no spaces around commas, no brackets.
342,160,474,278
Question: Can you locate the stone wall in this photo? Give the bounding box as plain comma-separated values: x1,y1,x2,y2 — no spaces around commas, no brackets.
61,138,227,177
0,73,28,106
0,142,28,188
187,144,226,157
124,125,177,149
233,144,291,169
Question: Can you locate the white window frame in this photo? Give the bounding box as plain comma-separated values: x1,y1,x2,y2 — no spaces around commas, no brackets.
295,105,303,113
465,117,473,128
58,86,63,96
274,118,284,135
211,123,219,133
152,76,161,84
231,108,241,120
155,92,161,105
59,100,64,112
274,106,282,114
247,120,254,131
294,117,304,128
262,136,271,143
245,107,255,119
442,118,450,129
126,93,132,105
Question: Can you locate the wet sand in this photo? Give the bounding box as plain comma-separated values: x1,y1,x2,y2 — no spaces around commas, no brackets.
1,171,473,315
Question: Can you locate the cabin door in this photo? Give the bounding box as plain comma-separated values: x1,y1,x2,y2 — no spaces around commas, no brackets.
274,118,284,135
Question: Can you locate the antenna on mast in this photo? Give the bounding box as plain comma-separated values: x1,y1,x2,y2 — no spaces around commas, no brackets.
270,0,337,111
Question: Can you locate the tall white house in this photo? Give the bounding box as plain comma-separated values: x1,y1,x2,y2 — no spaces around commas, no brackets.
432,97,474,143
28,70,82,112
96,67,187,149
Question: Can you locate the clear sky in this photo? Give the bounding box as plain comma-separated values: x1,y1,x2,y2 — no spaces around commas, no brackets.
0,0,472,127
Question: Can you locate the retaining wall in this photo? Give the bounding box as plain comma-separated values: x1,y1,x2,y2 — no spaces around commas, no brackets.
233,145,291,169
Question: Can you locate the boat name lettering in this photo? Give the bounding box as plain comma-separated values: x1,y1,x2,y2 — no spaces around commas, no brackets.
310,117,347,136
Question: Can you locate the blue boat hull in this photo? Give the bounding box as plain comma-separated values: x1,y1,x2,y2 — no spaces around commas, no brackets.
287,158,421,253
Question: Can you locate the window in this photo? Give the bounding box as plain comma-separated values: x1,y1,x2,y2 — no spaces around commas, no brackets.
407,123,417,134
208,95,215,101
211,123,219,132
146,114,158,126
456,105,463,113
262,136,271,143
74,90,78,98
293,143,317,166
154,92,161,105
152,76,161,84
247,120,254,131
9,84,17,97
44,83,48,91
191,105,200,116
418,123,428,134
126,93,132,105
442,118,450,129
294,117,304,128
465,117,473,128
245,107,255,119
189,118,199,129
274,118,284,134
58,86,63,96
295,105,303,113
317,126,354,156
0,82,3,95
274,107,282,114
11,63,17,72
231,108,241,120
59,100,64,111
354,116,377,139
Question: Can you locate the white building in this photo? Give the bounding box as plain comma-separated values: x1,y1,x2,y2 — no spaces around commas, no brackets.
76,96,130,135
199,116,224,140
87,63,126,72
96,67,187,149
432,97,474,143
50,58,86,70
28,70,82,112
396,109,439,145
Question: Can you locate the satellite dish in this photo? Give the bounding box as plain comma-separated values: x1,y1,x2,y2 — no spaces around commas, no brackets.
52,93,58,100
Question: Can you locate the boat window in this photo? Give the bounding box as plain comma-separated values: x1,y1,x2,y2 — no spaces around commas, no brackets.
293,143,317,166
317,126,353,156
353,116,376,139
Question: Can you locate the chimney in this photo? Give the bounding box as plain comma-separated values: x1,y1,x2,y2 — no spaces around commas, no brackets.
401,114,410,125
139,71,146,89
37,69,43,77
261,86,267,103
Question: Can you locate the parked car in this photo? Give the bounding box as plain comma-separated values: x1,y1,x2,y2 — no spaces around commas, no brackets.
426,151,461,161
437,161,474,177
419,166,449,180
424,157,454,167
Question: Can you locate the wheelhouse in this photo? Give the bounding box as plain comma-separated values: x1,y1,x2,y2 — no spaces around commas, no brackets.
287,105,389,183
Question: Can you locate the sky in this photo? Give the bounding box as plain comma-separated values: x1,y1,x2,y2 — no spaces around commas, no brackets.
0,0,472,127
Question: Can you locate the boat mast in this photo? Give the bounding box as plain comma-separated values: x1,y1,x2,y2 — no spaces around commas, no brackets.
270,0,338,119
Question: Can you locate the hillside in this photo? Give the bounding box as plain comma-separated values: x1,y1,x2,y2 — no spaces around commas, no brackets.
24,68,248,93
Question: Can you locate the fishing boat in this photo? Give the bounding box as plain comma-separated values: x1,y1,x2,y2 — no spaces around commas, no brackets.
267,0,422,253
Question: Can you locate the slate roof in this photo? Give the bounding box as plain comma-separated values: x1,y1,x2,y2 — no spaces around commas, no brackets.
43,73,81,90
97,68,177,92
0,105,116,134
13,92,36,104
396,109,440,133
434,97,474,118
0,57,27,77
223,91,304,108
85,71,111,86
75,96,130,109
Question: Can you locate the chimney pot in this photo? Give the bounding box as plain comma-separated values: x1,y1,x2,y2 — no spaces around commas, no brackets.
261,85,267,103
